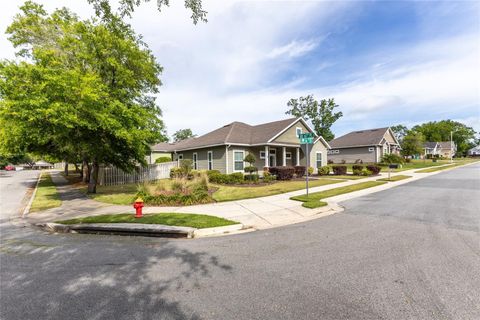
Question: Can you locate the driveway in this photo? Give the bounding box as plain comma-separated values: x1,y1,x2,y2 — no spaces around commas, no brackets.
1,164,479,319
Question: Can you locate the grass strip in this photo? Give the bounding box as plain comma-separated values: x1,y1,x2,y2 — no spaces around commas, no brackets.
291,181,387,209
415,164,457,173
212,179,342,202
56,213,238,229
30,173,62,212
377,175,412,182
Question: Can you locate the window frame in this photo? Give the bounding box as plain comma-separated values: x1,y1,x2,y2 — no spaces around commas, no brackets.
296,127,302,138
286,152,292,160
315,152,322,168
259,151,266,159
368,147,374,152
192,152,198,170
233,150,245,172
177,154,184,160
207,151,213,170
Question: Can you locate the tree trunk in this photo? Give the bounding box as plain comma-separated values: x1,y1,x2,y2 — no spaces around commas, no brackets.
87,161,99,193
83,161,91,183
74,163,80,173
64,162,68,176
80,162,84,179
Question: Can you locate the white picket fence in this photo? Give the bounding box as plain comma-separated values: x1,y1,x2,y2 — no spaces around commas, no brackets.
98,162,177,186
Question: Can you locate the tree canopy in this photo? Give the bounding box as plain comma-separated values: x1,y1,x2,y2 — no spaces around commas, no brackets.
286,95,343,142
0,1,167,192
87,0,207,24
412,120,476,156
172,128,195,142
400,131,425,157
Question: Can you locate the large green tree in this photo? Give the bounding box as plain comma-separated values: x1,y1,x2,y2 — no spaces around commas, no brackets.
390,124,408,142
412,120,476,156
286,95,343,141
400,131,425,157
0,2,167,192
172,128,195,142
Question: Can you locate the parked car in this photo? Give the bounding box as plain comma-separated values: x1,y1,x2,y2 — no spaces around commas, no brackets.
5,165,16,171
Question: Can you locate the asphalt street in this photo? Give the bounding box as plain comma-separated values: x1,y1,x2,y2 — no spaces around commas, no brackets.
0,164,479,320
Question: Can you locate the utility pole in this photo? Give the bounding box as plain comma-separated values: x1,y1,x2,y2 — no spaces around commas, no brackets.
450,131,453,163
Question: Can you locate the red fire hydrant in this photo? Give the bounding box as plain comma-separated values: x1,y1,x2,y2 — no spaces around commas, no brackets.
133,197,144,218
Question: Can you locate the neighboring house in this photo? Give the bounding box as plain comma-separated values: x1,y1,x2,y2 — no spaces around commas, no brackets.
147,150,172,164
468,145,480,156
327,127,400,163
151,118,330,174
423,142,440,157
437,141,456,158
423,141,456,158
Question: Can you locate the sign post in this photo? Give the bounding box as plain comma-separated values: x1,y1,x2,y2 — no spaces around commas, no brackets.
299,133,314,197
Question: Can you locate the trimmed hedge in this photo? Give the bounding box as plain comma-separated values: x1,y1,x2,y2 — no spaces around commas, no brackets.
366,165,381,175
294,166,306,177
208,171,244,184
332,165,347,175
318,166,330,175
269,166,295,180
352,165,364,171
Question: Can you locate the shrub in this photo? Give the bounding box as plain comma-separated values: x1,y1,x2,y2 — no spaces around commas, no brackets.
308,167,314,175
352,165,364,171
269,166,295,180
180,159,193,174
361,169,372,176
208,172,244,184
354,159,363,164
405,158,411,163
155,157,172,163
244,166,258,174
366,165,381,175
228,172,244,184
170,167,184,178
381,154,404,164
244,174,259,182
352,169,362,176
327,159,334,164
294,166,306,177
332,165,347,175
318,166,330,175
340,159,346,164
244,153,256,166
262,171,276,183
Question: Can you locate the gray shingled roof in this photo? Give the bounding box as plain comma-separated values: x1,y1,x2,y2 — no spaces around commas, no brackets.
152,118,299,152
438,141,455,149
329,127,391,148
424,142,438,149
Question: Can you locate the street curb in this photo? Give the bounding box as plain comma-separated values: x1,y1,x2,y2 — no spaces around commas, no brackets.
193,224,245,238
35,222,247,239
22,172,42,218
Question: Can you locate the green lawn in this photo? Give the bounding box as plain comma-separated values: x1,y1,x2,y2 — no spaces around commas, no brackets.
377,175,412,182
85,183,138,205
212,179,342,202
321,174,368,180
291,181,387,209
55,213,237,229
415,164,456,173
30,173,62,212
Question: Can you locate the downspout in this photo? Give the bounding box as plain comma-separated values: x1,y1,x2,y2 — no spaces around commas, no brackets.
225,145,231,174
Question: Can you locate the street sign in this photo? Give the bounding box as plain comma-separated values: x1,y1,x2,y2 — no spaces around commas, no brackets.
299,133,314,144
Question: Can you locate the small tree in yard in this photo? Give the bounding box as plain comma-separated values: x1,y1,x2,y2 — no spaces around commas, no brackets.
401,131,425,157
243,154,257,177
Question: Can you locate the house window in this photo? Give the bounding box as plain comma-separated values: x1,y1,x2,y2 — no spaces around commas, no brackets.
368,147,374,152
234,150,244,171
334,150,340,154
286,152,292,160
178,154,183,160
260,151,266,159
193,153,198,170
269,149,276,154
316,152,322,168
296,127,302,137
207,151,213,170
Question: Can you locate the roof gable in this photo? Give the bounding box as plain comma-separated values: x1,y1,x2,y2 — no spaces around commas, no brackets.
329,127,391,148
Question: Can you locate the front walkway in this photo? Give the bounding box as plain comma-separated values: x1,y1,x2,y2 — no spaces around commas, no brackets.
26,163,465,230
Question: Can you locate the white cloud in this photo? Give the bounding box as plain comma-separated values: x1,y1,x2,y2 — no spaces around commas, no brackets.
266,39,319,59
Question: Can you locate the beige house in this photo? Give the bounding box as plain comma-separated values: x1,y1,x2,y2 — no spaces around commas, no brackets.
328,127,400,163
151,118,330,174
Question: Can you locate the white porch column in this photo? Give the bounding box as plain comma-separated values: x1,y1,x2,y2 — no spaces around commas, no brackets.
265,146,269,167
296,147,300,166
282,147,287,166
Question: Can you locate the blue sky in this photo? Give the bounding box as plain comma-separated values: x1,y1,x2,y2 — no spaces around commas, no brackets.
1,0,479,139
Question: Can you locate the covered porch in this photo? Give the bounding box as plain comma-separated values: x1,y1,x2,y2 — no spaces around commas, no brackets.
250,145,305,168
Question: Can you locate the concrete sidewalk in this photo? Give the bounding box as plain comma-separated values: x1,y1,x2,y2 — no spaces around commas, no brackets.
26,163,469,230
